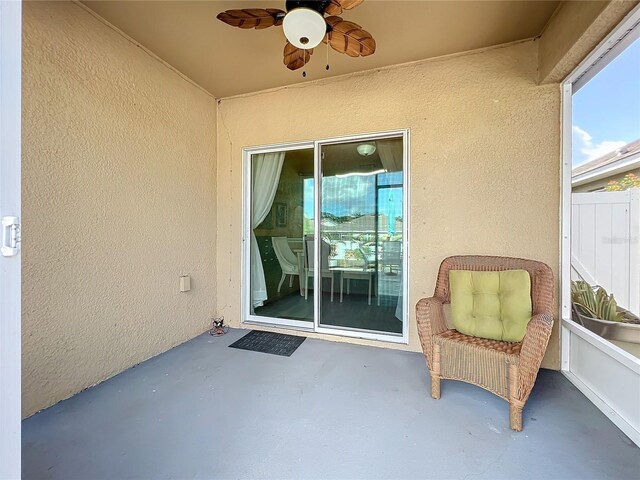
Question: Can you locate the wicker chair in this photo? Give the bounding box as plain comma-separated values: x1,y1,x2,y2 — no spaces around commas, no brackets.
416,256,554,431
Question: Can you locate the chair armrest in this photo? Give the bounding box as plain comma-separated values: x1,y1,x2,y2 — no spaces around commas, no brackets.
416,297,449,368
516,313,554,403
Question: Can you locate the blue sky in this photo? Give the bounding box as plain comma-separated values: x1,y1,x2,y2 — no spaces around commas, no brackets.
572,38,640,165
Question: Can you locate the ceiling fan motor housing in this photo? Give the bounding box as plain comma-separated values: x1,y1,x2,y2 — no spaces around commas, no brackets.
285,1,331,14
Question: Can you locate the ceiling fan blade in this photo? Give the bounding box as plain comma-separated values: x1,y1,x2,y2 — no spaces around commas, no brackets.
326,16,376,57
216,8,285,29
324,0,365,16
283,41,313,71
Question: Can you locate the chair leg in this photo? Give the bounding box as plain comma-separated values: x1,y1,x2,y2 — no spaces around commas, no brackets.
509,363,523,431
305,275,309,300
510,402,523,432
431,344,441,399
277,272,286,293
289,274,293,288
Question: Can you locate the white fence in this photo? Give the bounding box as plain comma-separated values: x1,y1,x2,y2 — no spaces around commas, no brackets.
568,188,640,446
571,189,640,315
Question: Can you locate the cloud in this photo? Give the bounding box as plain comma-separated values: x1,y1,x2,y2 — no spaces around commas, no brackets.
573,126,627,165
321,176,375,216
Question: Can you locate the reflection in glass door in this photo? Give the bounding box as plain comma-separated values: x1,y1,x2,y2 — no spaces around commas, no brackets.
318,137,405,335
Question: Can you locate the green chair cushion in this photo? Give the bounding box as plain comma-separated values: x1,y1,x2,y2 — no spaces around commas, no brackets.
449,270,532,342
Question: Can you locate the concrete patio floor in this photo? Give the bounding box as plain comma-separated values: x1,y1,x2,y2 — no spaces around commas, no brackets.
23,329,639,480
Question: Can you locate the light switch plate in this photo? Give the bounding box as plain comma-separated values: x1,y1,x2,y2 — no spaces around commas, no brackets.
179,275,191,292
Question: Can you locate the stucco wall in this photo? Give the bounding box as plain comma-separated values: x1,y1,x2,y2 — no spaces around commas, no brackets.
22,1,217,417
216,41,561,369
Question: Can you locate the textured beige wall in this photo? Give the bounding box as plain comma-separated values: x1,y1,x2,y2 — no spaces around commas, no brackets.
22,1,217,417
216,41,561,369
538,0,638,84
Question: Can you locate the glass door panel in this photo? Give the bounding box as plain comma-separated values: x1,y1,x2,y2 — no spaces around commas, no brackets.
318,137,404,335
249,147,314,324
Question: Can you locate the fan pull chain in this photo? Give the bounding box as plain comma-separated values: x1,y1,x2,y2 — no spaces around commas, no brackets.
326,37,330,71
302,49,307,78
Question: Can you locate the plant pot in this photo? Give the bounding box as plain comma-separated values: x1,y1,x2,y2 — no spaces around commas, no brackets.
572,305,640,344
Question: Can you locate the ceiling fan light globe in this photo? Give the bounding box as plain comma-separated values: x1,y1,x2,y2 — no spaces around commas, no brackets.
283,8,326,50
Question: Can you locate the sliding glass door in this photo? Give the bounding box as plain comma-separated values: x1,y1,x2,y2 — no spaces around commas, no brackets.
244,131,408,342
318,137,405,335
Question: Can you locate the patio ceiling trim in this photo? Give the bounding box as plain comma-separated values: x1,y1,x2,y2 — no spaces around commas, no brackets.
538,0,638,85
72,0,214,100
572,16,640,92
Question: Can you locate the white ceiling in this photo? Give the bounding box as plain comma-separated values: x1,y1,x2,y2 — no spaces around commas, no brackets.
83,0,560,98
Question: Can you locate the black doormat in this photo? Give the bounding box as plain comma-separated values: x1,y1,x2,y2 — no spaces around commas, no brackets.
229,330,306,357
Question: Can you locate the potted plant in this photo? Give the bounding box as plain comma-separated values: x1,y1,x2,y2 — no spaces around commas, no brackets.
571,280,640,344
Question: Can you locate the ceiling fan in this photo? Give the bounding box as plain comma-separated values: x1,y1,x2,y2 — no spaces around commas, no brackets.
216,0,376,72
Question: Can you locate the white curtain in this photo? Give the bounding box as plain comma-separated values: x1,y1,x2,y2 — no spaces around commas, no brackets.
395,264,404,321
251,152,285,308
376,139,403,172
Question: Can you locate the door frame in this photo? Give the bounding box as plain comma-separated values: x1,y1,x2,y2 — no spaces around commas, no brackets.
0,0,22,478
560,4,640,446
241,129,410,344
